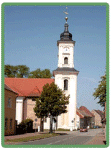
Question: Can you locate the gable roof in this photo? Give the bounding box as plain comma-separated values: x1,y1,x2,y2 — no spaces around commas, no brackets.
28,86,41,97
5,78,54,97
76,108,84,118
79,106,94,117
5,84,18,95
94,110,104,119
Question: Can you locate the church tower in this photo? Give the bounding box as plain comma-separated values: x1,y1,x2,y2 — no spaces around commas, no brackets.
53,15,79,130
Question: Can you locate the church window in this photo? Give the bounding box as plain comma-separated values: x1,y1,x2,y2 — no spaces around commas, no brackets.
64,57,68,64
64,79,68,90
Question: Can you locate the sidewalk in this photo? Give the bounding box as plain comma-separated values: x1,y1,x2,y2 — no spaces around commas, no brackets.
84,132,106,145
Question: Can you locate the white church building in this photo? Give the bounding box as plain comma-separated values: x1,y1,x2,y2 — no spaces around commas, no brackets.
44,16,79,130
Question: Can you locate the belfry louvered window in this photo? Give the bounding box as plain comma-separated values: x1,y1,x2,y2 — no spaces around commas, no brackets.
64,57,68,64
64,79,68,90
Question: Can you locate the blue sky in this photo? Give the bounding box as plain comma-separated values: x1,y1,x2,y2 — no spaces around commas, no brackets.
4,5,106,111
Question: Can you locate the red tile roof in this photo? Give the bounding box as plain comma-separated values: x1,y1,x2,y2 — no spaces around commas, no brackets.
5,78,54,97
79,106,94,117
5,84,18,95
76,108,84,118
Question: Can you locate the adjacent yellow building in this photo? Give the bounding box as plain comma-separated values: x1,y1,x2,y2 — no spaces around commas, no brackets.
91,110,104,127
5,84,18,135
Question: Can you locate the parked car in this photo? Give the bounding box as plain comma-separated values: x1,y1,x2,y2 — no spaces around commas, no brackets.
80,127,88,132
93,125,100,129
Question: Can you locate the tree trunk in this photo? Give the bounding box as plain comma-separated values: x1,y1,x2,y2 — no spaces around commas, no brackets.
50,115,53,133
40,118,44,132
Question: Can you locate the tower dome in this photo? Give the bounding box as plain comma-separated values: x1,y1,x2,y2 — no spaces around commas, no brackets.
60,17,73,41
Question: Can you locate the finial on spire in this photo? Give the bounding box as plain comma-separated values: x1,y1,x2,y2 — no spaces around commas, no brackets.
63,7,68,23
65,17,68,22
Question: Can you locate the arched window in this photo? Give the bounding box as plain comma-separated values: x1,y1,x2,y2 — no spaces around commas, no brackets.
64,57,68,64
64,79,68,90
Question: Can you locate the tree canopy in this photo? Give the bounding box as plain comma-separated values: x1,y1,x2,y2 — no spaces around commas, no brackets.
34,82,69,132
93,74,106,107
5,65,29,78
5,65,52,78
28,68,52,78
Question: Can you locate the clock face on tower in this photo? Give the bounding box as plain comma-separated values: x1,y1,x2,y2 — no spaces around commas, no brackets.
63,48,69,53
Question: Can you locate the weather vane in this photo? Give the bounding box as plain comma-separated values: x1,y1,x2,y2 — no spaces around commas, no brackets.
63,7,68,15
63,7,68,22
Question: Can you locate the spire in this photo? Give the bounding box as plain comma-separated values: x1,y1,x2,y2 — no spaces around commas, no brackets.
59,7,72,41
64,18,69,32
64,7,69,32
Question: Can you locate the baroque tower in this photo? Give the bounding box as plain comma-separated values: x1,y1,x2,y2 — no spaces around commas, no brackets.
53,15,79,130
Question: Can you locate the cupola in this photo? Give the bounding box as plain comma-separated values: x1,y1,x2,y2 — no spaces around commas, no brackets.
60,17,72,41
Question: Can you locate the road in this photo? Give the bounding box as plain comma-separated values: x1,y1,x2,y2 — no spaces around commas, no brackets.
20,128,103,145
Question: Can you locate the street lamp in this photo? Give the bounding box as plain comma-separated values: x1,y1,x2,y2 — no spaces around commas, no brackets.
71,118,75,131
74,118,75,130
71,120,74,131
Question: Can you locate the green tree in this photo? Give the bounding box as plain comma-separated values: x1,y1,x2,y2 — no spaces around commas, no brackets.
93,74,106,107
29,68,52,78
17,65,29,78
41,69,52,78
34,82,69,133
5,65,18,77
5,65,29,78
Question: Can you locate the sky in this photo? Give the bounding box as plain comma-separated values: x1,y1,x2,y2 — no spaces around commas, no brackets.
4,4,106,111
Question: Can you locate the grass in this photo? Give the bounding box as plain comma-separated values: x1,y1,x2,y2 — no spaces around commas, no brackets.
44,128,70,131
5,133,59,143
56,128,70,131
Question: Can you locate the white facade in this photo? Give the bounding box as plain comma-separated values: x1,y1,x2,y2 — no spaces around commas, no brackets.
16,97,24,124
76,114,80,129
54,42,78,130
58,43,74,68
44,117,50,129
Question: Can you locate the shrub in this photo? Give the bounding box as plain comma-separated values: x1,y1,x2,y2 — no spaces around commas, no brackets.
17,118,33,134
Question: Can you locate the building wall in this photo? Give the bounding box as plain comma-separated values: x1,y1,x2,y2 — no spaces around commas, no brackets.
61,105,69,128
5,89,17,135
55,41,78,130
91,116,95,128
55,73,78,129
44,117,50,129
58,43,74,68
76,114,80,129
91,110,102,126
80,118,84,128
26,98,40,129
23,98,27,120
16,97,24,124
80,117,92,128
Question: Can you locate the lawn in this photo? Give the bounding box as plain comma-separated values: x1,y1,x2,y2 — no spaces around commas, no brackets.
5,133,59,143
